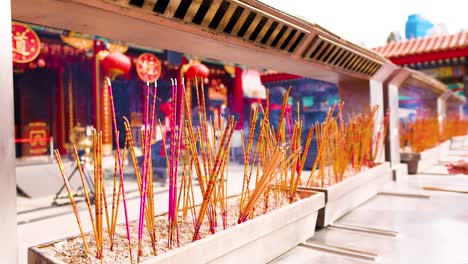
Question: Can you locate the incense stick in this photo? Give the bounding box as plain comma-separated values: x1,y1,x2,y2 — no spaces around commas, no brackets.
54,150,90,254
106,77,133,262
72,145,97,251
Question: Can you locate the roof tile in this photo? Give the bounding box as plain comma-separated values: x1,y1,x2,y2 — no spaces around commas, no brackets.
373,31,468,58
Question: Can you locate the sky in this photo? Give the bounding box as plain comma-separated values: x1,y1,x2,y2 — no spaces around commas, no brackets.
259,0,468,48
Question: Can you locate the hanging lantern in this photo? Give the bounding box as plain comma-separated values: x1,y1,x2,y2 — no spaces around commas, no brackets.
242,69,266,99
185,63,209,80
99,51,131,155
101,52,131,80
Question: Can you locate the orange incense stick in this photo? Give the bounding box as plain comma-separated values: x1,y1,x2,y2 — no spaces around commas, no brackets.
54,150,90,254
72,146,97,246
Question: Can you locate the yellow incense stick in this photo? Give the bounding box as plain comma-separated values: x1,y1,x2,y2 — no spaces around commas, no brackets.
54,150,90,254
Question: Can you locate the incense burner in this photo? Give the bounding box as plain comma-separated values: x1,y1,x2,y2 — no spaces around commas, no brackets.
400,152,421,174
28,190,324,264
400,143,441,174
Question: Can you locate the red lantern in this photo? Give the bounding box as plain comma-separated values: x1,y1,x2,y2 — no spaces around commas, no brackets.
101,52,131,80
185,63,209,79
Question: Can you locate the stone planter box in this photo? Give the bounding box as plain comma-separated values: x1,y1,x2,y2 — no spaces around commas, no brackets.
439,140,451,159
28,190,324,264
451,135,468,149
401,144,440,174
298,162,392,228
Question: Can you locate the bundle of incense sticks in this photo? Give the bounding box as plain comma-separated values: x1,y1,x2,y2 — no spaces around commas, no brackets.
92,130,105,259
57,82,396,263
287,121,314,203
453,117,468,136
191,115,236,239
237,89,314,220
55,79,159,262
238,144,299,223
164,78,184,247
137,81,158,261
107,78,133,261
400,109,439,153
350,106,379,171
176,131,197,223
305,103,346,187
53,128,128,260
123,117,157,255
110,131,127,251
180,77,236,241
440,115,468,140
264,97,315,204
304,103,383,188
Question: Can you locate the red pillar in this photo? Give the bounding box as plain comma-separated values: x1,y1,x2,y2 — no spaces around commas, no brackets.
91,40,113,154
92,40,106,131
55,65,66,154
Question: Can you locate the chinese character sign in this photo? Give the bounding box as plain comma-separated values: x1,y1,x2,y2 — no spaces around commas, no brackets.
23,122,49,156
12,22,41,64
136,53,161,83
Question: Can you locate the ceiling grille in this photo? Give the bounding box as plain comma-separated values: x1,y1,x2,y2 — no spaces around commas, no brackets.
303,36,383,77
123,0,307,53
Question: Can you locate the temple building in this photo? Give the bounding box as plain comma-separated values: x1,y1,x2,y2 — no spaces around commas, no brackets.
373,31,468,104
12,22,251,158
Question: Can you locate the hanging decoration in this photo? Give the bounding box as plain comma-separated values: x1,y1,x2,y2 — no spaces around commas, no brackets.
12,22,41,64
61,32,128,54
136,53,161,83
224,64,236,76
101,52,132,80
60,34,93,50
100,52,131,154
181,61,210,112
242,69,267,99
185,63,209,79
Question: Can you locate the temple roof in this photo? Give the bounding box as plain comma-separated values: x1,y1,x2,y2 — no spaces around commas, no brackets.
372,31,468,63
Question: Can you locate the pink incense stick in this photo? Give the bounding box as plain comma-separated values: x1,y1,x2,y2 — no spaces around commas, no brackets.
167,79,176,246
107,77,133,261
174,79,185,245
138,81,158,257
137,81,151,260
286,111,293,138
169,78,175,218
147,82,158,185
141,80,150,188
168,78,184,246
174,78,180,204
